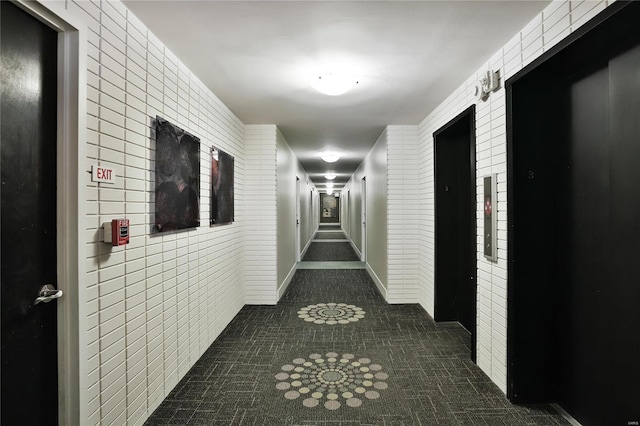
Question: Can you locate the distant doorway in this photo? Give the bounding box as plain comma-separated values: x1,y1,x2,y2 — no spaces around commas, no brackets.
295,177,301,261
346,190,351,236
361,177,367,262
320,193,339,224
433,106,477,362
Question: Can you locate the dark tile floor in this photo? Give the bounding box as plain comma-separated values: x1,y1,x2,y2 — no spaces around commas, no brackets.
313,232,347,240
303,242,360,262
318,224,342,230
144,233,569,426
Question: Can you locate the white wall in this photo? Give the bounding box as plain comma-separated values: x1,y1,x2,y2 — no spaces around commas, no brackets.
344,170,362,255
65,0,249,424
342,125,418,302
386,126,419,303
245,125,278,304
298,177,317,256
416,0,614,393
277,128,316,297
343,128,388,296
245,125,317,303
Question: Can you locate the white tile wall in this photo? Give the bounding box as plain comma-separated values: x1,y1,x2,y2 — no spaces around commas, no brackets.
245,125,278,304
416,0,613,393
386,126,420,303
69,1,246,424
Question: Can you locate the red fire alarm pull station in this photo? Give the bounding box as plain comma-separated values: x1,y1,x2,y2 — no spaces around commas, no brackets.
103,219,129,246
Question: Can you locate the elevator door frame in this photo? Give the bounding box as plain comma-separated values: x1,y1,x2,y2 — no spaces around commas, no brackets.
433,105,477,362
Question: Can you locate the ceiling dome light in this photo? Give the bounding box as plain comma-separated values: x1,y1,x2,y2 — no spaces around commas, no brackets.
321,153,340,163
324,174,336,180
311,73,358,96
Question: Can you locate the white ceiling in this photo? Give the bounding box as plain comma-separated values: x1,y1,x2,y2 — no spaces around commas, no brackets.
123,0,550,189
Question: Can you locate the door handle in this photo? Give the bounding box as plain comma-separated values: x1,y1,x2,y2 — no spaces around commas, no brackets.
34,284,63,305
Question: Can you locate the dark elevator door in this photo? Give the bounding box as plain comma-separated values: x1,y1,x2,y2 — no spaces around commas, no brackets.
434,107,477,361
555,42,640,426
1,2,59,424
508,4,640,424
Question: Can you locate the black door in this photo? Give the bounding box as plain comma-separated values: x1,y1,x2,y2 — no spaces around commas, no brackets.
607,41,640,424
434,106,477,361
1,2,59,424
554,41,640,426
507,3,640,423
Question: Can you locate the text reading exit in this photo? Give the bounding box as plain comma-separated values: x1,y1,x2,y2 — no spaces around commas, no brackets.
91,164,116,184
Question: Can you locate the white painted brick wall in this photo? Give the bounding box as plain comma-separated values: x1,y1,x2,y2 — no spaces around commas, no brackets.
417,0,614,393
245,125,278,304
69,1,247,424
387,125,420,303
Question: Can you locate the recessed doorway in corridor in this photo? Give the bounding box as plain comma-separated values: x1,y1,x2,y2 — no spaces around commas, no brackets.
434,106,477,362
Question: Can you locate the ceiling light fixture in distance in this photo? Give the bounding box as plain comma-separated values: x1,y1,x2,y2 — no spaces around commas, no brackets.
324,174,336,180
321,152,340,163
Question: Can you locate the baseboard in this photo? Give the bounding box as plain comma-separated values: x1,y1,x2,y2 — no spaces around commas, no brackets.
347,237,362,260
281,237,313,299
551,404,582,426
300,237,312,259
366,263,387,300
278,263,297,300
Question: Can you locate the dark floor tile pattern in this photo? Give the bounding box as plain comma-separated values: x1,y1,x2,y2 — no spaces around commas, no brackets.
296,302,366,325
314,232,347,240
319,224,342,230
146,223,564,424
303,242,360,262
144,266,568,425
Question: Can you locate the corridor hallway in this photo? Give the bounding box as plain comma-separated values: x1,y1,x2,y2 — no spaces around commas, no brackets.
145,227,568,425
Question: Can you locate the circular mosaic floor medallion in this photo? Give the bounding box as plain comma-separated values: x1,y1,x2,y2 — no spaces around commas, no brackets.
297,303,366,325
275,352,388,410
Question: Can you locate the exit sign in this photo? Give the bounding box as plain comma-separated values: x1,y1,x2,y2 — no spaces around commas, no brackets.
91,164,116,184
